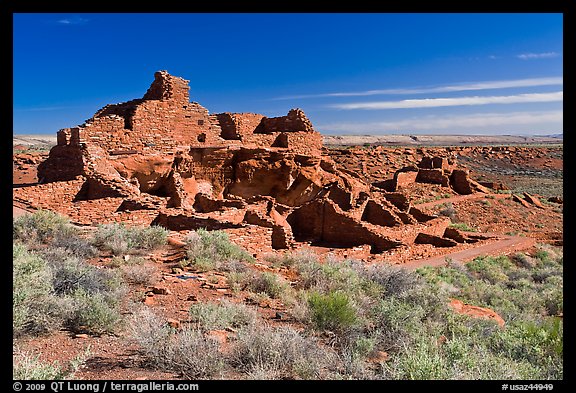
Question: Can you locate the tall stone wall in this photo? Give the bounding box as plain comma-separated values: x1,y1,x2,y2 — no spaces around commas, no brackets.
41,70,323,184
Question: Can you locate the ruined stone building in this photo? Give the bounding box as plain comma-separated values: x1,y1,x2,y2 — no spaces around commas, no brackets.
15,71,488,257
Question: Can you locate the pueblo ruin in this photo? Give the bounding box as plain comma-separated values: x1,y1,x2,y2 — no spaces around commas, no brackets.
15,71,515,261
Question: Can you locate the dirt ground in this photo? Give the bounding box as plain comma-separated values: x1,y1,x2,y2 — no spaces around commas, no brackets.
12,141,563,380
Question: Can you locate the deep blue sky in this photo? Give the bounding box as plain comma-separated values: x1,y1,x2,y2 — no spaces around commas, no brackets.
13,13,563,135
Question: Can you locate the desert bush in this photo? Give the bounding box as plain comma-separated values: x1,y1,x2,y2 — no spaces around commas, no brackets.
369,297,430,352
466,255,513,284
438,202,457,221
231,324,336,379
120,264,159,286
52,234,98,259
491,318,563,365
13,352,67,380
164,328,225,379
13,243,59,336
246,271,288,299
13,209,76,245
13,346,91,380
93,223,168,255
183,229,254,271
14,241,125,337
129,307,224,379
383,338,448,380
307,290,359,333
66,289,121,334
189,300,258,330
356,263,420,298
41,248,122,296
448,222,476,232
219,259,248,273
226,271,248,293
265,249,319,269
295,256,364,295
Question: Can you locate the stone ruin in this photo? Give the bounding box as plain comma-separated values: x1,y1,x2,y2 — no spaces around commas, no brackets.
15,71,489,256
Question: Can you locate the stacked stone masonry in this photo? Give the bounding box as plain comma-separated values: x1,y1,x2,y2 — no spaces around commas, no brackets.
21,71,490,255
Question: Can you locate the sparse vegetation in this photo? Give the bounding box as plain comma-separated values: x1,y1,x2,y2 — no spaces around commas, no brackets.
13,211,127,337
438,202,457,221
13,207,562,380
13,242,124,336
13,346,91,380
246,271,288,299
449,222,476,232
231,325,336,379
129,307,224,379
307,290,359,333
93,223,168,256
182,229,254,271
189,300,258,330
13,209,75,245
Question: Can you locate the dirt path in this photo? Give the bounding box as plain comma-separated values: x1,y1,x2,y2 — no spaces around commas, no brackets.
415,192,510,210
401,234,536,270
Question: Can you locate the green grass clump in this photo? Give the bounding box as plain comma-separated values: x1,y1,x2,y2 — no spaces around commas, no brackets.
93,223,168,256
13,241,125,337
246,272,288,299
13,209,75,245
129,307,225,379
13,347,90,380
307,291,358,332
182,229,254,271
189,301,257,330
13,242,57,336
448,222,476,232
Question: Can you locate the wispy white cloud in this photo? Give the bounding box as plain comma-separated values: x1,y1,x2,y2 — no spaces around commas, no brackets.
330,91,563,110
517,52,560,60
273,77,563,100
13,105,85,112
57,17,89,25
318,110,563,134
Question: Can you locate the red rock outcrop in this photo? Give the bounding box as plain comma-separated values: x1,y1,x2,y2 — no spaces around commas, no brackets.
16,71,493,255
449,298,505,328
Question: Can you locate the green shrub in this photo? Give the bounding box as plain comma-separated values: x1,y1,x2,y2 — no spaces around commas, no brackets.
13,210,76,245
42,249,122,296
226,271,248,293
189,301,258,330
448,222,476,232
466,255,513,284
13,346,91,380
129,308,224,379
13,242,125,337
246,272,287,299
231,325,335,379
307,291,358,332
120,264,159,286
492,318,563,362
183,229,254,270
370,297,429,352
67,289,121,334
13,243,58,336
93,223,168,255
384,338,448,380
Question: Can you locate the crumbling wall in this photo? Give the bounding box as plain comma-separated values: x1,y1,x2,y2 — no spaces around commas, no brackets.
216,113,265,141
287,199,403,253
361,200,402,227
255,108,315,133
